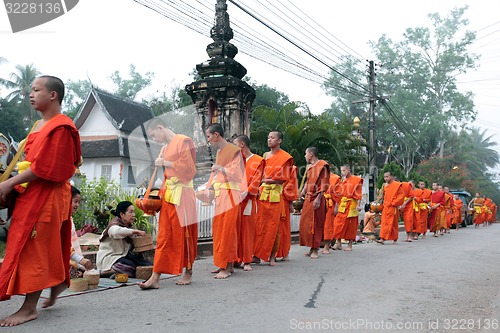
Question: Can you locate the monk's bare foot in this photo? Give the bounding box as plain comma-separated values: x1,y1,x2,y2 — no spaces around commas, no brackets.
138,278,160,290
214,269,231,279
211,267,222,274
42,282,67,309
344,247,352,252
321,247,330,254
310,249,319,259
332,243,342,250
375,239,385,245
269,258,278,266
305,248,313,257
243,264,252,271
176,272,192,285
281,256,289,261
393,241,398,245
404,238,412,242
0,309,38,327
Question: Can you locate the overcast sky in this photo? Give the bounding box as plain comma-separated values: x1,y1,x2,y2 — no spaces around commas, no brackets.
1,0,499,173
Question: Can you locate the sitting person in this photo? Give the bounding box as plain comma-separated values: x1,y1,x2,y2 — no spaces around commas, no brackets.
362,207,381,236
96,201,152,278
69,186,92,278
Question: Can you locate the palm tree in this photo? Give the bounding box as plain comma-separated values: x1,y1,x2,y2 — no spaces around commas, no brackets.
454,127,500,178
0,64,40,126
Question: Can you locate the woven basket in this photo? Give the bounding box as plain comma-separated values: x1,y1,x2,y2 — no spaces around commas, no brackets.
132,234,154,252
136,265,153,280
69,278,88,292
87,283,98,290
83,270,100,285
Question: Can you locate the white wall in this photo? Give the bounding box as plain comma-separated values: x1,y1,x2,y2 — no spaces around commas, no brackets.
79,104,119,137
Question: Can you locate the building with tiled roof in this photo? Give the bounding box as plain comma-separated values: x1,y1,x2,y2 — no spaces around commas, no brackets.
73,87,156,188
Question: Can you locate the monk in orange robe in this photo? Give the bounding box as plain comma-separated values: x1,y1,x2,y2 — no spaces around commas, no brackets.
332,165,363,251
139,119,197,289
429,183,446,236
277,165,298,260
443,187,455,232
484,197,494,225
412,181,431,238
322,171,341,254
0,76,81,326
469,192,485,227
233,135,264,271
400,181,416,242
254,131,294,266
200,124,244,279
299,147,329,259
376,171,404,244
453,194,463,230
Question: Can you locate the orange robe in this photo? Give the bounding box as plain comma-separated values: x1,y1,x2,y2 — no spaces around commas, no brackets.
154,134,197,275
208,143,245,269
429,190,446,231
277,165,298,258
379,181,404,241
454,199,463,226
0,114,80,300
400,182,415,233
323,173,341,241
472,197,485,225
254,149,293,262
484,198,494,222
445,194,454,228
414,188,431,234
332,175,363,241
238,153,264,264
299,161,330,248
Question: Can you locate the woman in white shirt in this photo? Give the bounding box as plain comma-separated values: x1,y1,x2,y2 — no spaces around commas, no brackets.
96,201,151,278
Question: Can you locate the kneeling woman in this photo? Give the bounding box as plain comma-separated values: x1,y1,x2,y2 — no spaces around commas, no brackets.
97,201,152,278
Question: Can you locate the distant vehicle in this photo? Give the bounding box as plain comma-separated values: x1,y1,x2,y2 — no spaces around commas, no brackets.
450,189,473,227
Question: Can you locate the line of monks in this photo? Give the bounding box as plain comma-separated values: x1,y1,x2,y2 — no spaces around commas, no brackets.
136,121,499,287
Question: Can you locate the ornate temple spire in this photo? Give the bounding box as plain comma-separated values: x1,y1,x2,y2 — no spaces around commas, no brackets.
206,0,238,59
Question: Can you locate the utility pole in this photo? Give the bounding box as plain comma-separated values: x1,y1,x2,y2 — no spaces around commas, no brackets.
353,61,388,202
368,60,376,202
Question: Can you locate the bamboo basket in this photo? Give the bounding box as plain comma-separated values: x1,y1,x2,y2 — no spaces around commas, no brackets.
136,266,153,280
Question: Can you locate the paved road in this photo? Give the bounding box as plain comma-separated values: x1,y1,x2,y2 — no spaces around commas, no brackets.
2,224,500,333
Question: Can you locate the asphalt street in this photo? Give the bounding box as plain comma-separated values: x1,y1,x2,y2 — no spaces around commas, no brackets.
1,224,500,333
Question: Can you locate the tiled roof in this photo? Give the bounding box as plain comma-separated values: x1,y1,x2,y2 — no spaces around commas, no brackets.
81,137,129,158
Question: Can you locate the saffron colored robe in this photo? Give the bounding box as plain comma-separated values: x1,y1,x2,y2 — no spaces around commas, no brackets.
276,165,298,258
208,143,245,269
429,190,446,231
254,149,293,262
454,198,463,226
0,114,81,300
238,153,264,264
379,181,404,241
400,182,415,233
323,173,341,241
471,197,485,225
413,188,431,234
299,161,330,248
445,194,455,228
154,134,197,275
332,175,363,241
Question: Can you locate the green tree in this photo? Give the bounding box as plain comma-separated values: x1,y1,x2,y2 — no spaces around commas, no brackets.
0,64,40,126
0,98,27,141
371,6,478,160
64,79,92,119
109,64,154,100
